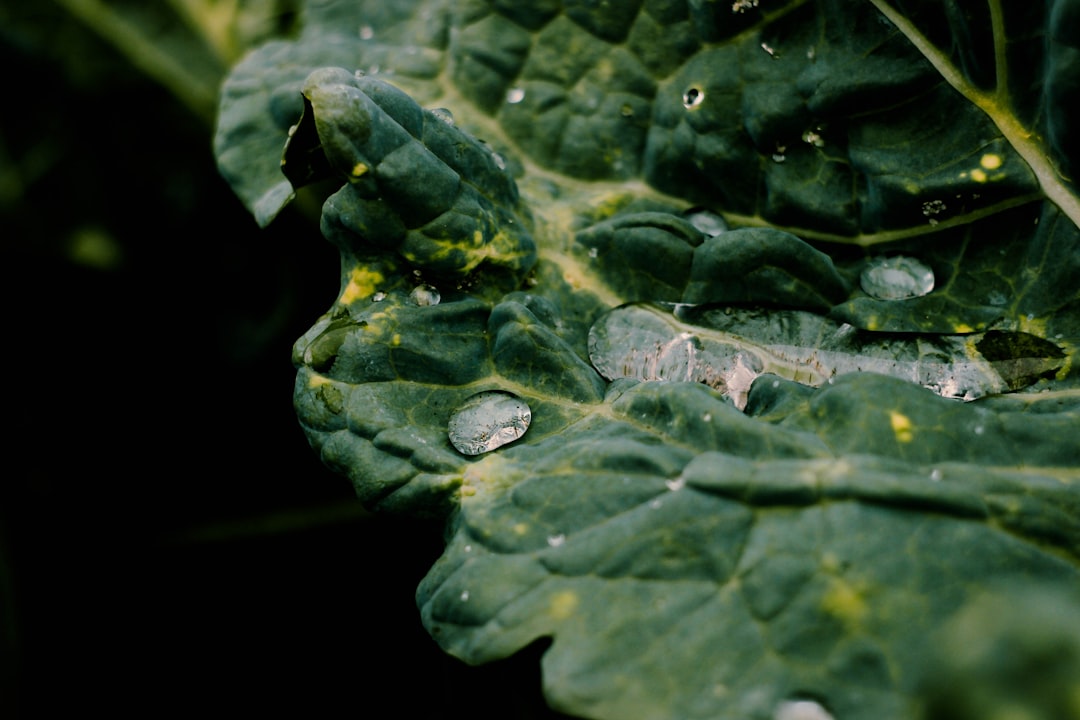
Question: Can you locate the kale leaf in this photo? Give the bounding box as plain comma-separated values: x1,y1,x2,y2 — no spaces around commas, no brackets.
214,1,1080,718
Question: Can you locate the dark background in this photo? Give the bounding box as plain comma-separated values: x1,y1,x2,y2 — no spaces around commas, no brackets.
0,3,562,717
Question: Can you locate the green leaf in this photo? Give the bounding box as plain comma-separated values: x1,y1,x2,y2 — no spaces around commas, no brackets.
215,0,1080,717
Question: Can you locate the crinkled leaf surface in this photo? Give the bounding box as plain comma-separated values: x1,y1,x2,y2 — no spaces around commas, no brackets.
215,1,1080,718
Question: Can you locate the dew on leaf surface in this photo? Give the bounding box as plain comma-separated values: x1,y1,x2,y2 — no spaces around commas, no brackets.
429,107,454,126
684,207,727,237
682,86,704,109
859,255,934,300
409,283,441,306
448,390,532,455
588,304,763,410
506,87,525,104
802,128,825,147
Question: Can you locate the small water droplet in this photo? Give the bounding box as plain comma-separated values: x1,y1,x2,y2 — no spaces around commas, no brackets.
371,291,386,302
860,256,935,300
547,534,566,547
973,424,985,436
409,284,441,306
930,468,943,482
921,199,947,219
448,390,532,455
650,498,663,509
492,152,507,170
588,247,599,259
430,107,455,126
665,478,685,492
460,590,470,602
359,24,374,40
463,544,472,553
506,87,525,104
685,207,727,237
702,412,712,422
761,42,777,57
682,86,704,109
801,128,825,147
773,699,834,720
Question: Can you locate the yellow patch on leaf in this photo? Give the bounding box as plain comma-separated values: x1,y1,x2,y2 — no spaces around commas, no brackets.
821,576,868,627
340,266,385,304
549,591,580,620
890,411,914,443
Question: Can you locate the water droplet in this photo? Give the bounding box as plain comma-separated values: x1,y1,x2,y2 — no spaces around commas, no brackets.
860,256,935,300
921,199,947,219
547,534,566,547
506,87,525,104
492,152,507,170
430,107,455,126
973,424,985,436
371,291,386,302
409,284,441,306
930,468,943,482
682,86,704,109
463,544,472,553
588,304,764,410
448,390,532,455
359,24,374,40
588,247,599,259
685,207,727,237
702,413,712,422
773,699,834,720
650,498,663,509
665,478,685,492
761,42,777,57
801,128,825,147
460,590,470,602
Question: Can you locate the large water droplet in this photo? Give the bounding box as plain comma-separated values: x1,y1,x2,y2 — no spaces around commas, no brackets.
506,87,525,104
859,256,934,300
448,390,532,455
588,304,764,409
409,284,441,306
